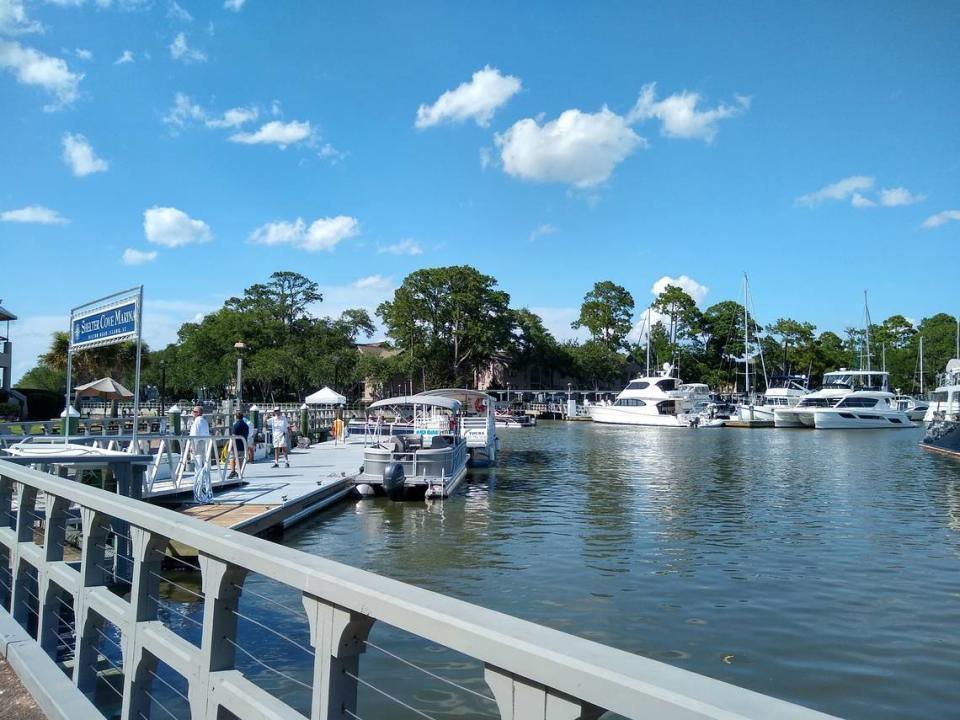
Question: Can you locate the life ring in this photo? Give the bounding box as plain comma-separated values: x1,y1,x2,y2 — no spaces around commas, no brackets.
474,398,487,413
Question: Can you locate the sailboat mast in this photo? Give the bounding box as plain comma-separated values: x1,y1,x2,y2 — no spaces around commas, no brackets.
920,335,924,395
743,273,750,398
645,306,651,376
863,290,872,373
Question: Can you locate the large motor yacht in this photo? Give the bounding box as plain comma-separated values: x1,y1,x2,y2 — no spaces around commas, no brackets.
921,359,960,458
812,390,913,429
587,365,710,427
774,369,890,428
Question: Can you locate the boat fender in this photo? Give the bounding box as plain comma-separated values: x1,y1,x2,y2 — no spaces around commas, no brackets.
383,462,406,501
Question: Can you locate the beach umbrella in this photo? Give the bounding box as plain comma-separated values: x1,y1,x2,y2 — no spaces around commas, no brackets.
74,377,134,400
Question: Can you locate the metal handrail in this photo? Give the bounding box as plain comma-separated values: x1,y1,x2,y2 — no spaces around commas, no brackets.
0,459,840,720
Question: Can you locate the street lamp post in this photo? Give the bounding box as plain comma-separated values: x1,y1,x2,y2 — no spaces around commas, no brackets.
234,342,246,409
159,360,166,414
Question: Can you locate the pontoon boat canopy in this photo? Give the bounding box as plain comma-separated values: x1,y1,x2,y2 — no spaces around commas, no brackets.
416,388,494,407
369,395,461,412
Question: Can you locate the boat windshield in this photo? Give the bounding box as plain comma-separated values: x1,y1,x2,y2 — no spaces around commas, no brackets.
822,372,888,390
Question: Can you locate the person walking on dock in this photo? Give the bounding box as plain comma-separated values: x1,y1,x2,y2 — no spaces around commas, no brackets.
269,406,290,468
188,405,209,471
229,410,248,479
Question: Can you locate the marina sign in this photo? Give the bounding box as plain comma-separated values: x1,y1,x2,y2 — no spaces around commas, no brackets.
71,299,139,350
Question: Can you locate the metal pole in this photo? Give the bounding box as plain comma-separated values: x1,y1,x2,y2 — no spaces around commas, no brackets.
131,287,143,446
236,355,243,408
64,320,73,446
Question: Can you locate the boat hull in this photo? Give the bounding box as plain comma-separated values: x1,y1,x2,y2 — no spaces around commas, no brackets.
587,406,689,427
774,408,815,427
921,419,960,457
813,410,913,429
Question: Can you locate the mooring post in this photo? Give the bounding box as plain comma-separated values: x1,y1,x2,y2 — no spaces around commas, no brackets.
302,593,375,720
484,664,604,720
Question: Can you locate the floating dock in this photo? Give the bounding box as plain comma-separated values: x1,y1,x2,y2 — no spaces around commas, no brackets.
167,440,365,537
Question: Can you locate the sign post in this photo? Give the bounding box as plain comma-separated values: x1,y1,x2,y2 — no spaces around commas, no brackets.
66,287,144,445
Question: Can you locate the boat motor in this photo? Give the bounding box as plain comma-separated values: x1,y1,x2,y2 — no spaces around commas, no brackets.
383,462,405,501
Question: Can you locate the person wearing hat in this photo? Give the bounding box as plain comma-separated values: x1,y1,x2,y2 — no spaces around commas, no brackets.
268,406,290,468
188,404,209,471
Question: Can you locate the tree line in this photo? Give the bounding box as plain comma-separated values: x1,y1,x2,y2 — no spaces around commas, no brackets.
17,268,958,402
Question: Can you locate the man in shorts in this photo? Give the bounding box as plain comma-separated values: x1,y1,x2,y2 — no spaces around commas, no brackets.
268,406,289,468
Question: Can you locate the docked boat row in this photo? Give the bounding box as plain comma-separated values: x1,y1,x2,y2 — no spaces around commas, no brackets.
920,358,960,458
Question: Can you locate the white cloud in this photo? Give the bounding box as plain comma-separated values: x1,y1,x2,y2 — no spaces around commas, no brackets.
479,147,492,169
627,82,749,142
415,65,521,129
167,1,192,22
528,223,557,242
921,210,960,230
229,120,311,147
162,92,206,127
354,274,391,290
144,206,212,247
850,192,876,208
878,187,926,207
62,132,108,176
248,215,359,252
0,205,69,224
0,0,43,34
114,49,134,64
651,274,709,305
0,40,82,109
122,248,157,265
377,239,422,256
224,0,245,10
795,175,875,208
496,107,645,188
169,32,206,63
205,105,258,128
318,142,347,163
74,48,93,60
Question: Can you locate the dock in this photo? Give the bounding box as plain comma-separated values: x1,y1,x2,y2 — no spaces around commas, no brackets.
166,439,365,537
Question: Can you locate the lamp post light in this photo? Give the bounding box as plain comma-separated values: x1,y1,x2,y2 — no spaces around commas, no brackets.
159,360,166,416
234,342,246,409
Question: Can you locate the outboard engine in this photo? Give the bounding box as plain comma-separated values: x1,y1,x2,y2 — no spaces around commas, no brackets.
383,462,406,501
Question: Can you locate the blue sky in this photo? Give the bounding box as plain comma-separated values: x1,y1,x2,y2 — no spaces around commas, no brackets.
1,0,958,381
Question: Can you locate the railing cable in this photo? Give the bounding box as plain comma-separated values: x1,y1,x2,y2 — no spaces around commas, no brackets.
343,669,438,720
89,665,124,700
149,595,204,628
231,582,302,615
146,667,190,704
149,571,204,600
140,686,182,720
362,640,496,703
221,636,312,690
230,607,315,656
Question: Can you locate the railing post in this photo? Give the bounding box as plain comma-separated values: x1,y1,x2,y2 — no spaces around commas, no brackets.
37,494,71,659
302,594,374,720
195,554,248,719
11,482,38,630
74,506,111,695
484,665,604,720
121,526,169,720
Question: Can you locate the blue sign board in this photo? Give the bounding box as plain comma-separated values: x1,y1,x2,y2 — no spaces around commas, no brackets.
71,300,138,349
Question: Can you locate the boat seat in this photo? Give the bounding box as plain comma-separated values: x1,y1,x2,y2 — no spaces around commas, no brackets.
430,435,453,449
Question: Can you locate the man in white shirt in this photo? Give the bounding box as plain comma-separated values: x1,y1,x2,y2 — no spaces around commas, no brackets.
189,405,210,470
268,406,289,468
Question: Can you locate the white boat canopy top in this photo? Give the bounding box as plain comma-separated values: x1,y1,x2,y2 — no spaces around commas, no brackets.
416,388,494,410
368,395,462,413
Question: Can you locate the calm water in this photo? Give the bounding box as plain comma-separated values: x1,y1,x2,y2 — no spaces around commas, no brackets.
144,423,959,718
271,421,960,719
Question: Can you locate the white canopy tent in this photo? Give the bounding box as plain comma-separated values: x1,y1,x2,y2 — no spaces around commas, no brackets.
304,386,346,405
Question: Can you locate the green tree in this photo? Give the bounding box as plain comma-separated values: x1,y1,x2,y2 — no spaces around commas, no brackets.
651,285,701,346
572,340,626,390
571,281,635,350
377,266,514,386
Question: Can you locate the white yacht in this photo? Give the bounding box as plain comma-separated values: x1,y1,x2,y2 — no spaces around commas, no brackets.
356,395,468,500
774,369,890,427
812,390,913,429
737,375,809,423
921,358,960,458
890,394,929,422
588,365,712,427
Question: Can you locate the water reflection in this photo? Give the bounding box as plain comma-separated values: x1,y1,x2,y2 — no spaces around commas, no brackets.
277,422,958,720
